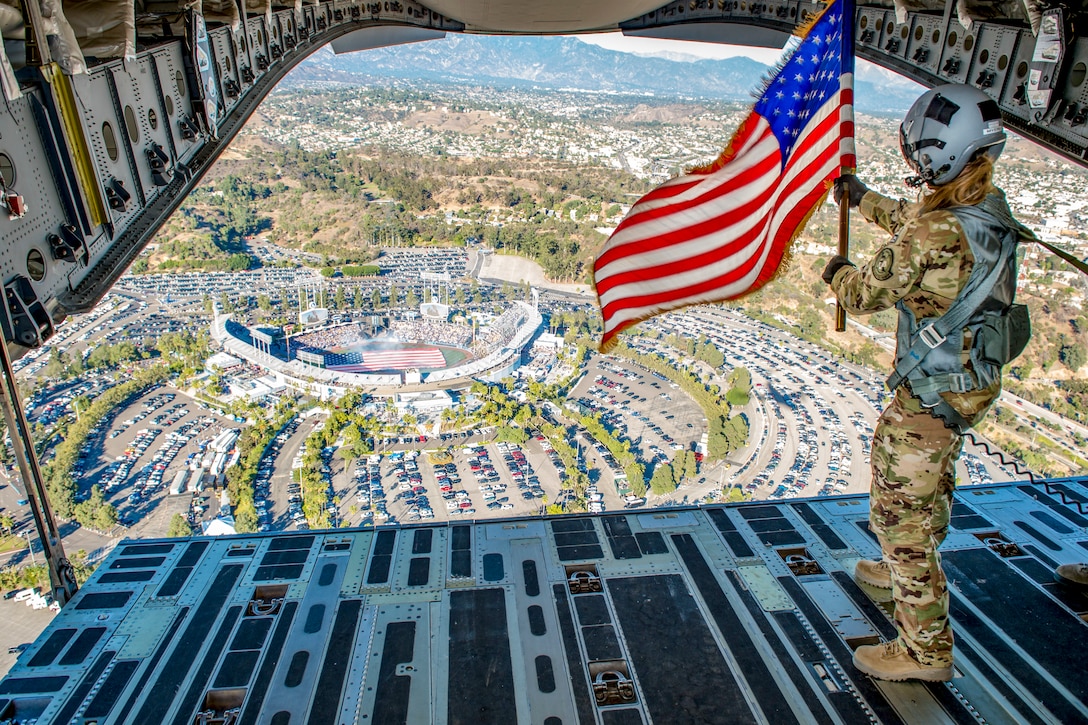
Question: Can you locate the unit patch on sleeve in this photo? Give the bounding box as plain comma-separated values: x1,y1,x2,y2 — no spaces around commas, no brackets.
872,247,895,282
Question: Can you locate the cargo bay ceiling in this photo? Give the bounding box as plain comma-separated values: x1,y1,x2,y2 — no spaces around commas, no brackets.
0,0,1084,358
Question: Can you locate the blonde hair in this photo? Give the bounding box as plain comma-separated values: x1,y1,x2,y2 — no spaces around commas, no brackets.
919,154,996,214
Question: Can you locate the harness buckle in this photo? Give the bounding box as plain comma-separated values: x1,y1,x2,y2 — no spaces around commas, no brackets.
947,373,973,394
918,325,946,349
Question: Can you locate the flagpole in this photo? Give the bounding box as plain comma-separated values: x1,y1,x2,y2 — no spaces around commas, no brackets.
836,0,856,333
836,188,850,332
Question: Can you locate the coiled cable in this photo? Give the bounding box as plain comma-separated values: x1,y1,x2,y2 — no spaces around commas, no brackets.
964,430,1088,515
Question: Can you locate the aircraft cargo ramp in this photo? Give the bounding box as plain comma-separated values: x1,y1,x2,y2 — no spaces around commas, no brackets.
2,478,1087,724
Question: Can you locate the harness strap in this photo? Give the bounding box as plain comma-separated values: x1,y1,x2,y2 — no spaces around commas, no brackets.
1033,237,1088,277
886,223,1014,392
912,387,972,433
907,372,975,396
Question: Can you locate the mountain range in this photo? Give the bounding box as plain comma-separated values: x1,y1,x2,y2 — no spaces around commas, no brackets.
287,34,920,115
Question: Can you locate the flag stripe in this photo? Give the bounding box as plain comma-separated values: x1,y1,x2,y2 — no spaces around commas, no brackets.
625,124,840,308
600,143,840,339
597,99,842,309
598,92,847,347
596,103,841,294
608,135,778,241
607,118,770,220
595,157,779,282
593,0,854,349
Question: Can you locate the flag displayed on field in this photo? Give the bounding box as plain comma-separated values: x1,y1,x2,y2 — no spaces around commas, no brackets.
593,0,856,351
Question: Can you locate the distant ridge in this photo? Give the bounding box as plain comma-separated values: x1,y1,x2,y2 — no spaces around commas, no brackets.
287,35,918,115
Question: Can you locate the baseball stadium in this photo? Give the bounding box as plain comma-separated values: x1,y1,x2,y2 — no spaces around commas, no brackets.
290,317,473,375
212,300,543,395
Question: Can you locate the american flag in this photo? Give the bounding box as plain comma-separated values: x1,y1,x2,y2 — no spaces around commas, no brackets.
327,348,447,372
594,0,856,351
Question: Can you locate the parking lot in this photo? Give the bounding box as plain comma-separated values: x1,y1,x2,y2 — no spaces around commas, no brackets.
78,387,243,537
0,596,57,678
340,439,565,527
257,415,313,532
568,356,705,488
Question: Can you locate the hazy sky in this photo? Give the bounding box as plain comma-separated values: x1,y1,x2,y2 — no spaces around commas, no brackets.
574,32,786,64
574,32,921,89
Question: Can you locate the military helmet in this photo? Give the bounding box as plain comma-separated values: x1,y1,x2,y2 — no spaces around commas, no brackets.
899,83,1006,186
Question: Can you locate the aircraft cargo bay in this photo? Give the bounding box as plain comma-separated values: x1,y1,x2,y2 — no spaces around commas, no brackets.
2,477,1087,724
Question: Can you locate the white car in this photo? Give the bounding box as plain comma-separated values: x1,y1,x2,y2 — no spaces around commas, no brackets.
13,588,37,603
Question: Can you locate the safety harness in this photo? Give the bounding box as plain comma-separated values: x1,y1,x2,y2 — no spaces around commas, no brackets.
886,194,1030,433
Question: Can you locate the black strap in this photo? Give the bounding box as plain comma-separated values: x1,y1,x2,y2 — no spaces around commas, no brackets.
1032,237,1088,278
929,397,971,434
973,195,1088,278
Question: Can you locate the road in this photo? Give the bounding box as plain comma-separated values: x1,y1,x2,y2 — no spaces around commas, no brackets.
268,415,320,530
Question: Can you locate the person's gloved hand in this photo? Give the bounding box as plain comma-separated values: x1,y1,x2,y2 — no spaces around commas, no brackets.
833,175,869,208
822,255,855,284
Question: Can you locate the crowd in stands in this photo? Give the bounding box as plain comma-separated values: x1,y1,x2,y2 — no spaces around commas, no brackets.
287,305,530,362
292,323,368,355
291,319,476,356
473,307,528,355
389,320,472,348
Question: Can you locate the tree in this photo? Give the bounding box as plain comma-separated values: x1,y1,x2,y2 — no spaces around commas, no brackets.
167,514,192,537
73,485,116,531
624,462,646,497
649,463,676,495
855,342,881,368
1060,341,1086,373
234,500,258,533
682,450,698,480
0,514,13,535
44,350,71,379
93,503,118,531
1011,361,1033,380
496,425,528,445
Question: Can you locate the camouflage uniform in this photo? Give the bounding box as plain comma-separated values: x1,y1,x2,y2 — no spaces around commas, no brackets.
830,190,1003,667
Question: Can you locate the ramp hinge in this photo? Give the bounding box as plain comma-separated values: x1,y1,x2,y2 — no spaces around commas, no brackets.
104,178,131,212
3,275,53,347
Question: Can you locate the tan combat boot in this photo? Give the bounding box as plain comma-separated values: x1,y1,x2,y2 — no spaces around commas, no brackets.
853,640,952,682
855,559,892,589
1055,563,1088,589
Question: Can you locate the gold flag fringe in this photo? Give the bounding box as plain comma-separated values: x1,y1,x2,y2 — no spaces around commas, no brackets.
596,184,836,354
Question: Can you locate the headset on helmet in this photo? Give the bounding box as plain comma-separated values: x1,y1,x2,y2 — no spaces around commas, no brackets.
899,83,1006,186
